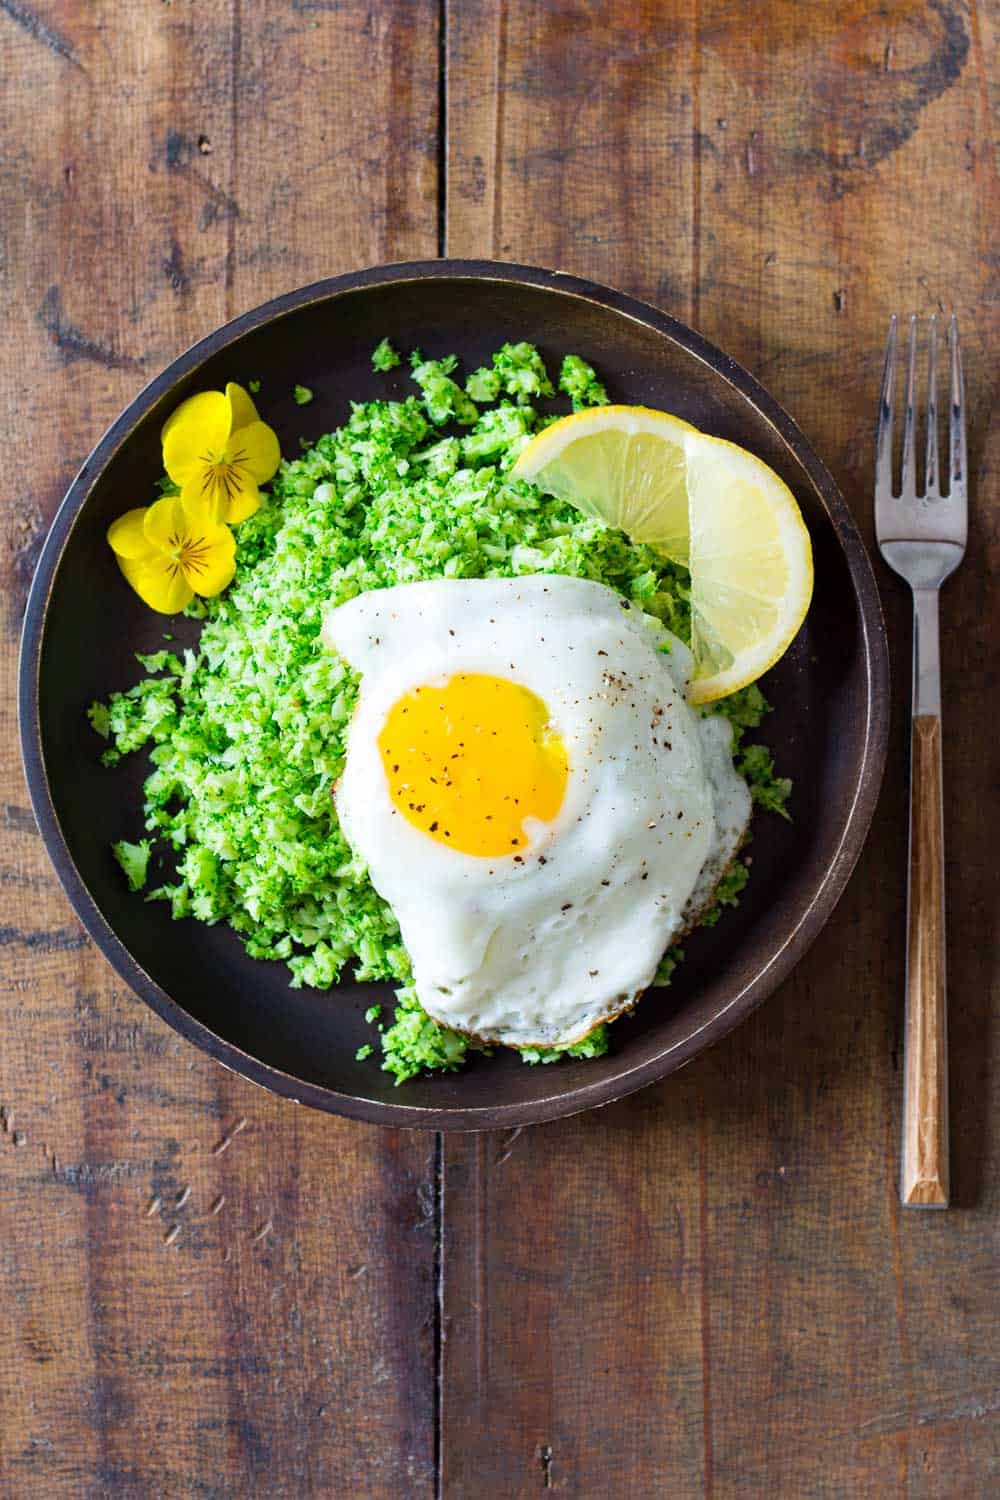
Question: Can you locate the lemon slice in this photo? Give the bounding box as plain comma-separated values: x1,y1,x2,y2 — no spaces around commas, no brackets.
513,405,697,562
513,406,813,704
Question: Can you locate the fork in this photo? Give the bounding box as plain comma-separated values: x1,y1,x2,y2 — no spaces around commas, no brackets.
875,313,967,1208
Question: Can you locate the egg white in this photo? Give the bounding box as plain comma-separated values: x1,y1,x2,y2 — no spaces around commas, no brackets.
323,575,751,1047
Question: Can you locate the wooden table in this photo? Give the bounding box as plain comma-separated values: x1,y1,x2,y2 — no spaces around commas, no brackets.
2,3,997,1495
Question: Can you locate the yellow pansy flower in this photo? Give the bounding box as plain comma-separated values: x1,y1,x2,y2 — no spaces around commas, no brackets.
162,381,280,525
108,495,236,614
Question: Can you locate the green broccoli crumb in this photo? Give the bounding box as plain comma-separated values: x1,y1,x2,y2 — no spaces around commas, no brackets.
355,1044,374,1061
112,838,151,893
248,379,261,394
364,1004,382,1024
431,438,466,478
559,354,609,410
466,366,501,403
491,342,554,404
371,338,401,372
698,860,751,928
738,744,792,819
654,947,683,985
134,650,182,675
519,1026,611,1065
711,683,791,818
87,701,111,740
460,403,536,465
409,351,479,426
712,681,768,738
380,988,469,1083
293,384,314,406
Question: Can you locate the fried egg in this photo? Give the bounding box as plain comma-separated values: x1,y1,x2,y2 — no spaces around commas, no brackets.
323,575,750,1047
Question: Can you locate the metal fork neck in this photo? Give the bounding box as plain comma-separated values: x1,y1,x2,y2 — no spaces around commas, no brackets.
912,588,941,718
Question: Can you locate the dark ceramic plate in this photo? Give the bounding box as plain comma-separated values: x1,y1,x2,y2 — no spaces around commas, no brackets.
19,261,889,1130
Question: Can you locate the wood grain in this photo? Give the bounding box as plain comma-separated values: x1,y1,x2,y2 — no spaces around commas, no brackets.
0,3,439,1497
902,714,949,1206
442,1,1000,1495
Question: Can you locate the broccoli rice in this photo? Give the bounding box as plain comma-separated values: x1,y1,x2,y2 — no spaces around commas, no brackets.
92,341,790,1083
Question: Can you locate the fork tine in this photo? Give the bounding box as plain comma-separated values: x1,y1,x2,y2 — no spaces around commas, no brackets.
876,314,897,496
925,314,939,496
900,314,918,498
948,315,966,497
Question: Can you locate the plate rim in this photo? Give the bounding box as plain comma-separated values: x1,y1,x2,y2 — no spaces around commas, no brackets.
18,258,890,1131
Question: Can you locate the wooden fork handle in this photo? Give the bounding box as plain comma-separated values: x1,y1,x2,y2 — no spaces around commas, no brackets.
901,714,949,1206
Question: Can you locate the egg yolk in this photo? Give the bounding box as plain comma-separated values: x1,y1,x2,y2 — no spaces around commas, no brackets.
378,673,568,857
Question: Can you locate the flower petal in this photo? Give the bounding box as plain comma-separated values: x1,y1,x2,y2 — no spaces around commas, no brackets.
227,419,281,483
226,382,259,432
181,522,236,598
108,508,157,560
180,471,229,527
224,475,261,524
162,391,231,483
141,495,189,551
117,554,194,614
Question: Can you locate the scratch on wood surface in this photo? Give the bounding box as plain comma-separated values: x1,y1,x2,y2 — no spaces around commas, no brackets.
861,1391,1000,1436
144,1195,162,1218
163,1224,181,1247
162,240,190,296
174,1186,191,1210
0,0,83,69
37,287,144,371
0,868,56,895
53,1159,146,1195
0,1105,11,1135
192,162,239,226
493,1127,522,1166
251,1219,274,1243
212,1117,248,1156
209,1194,226,1216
